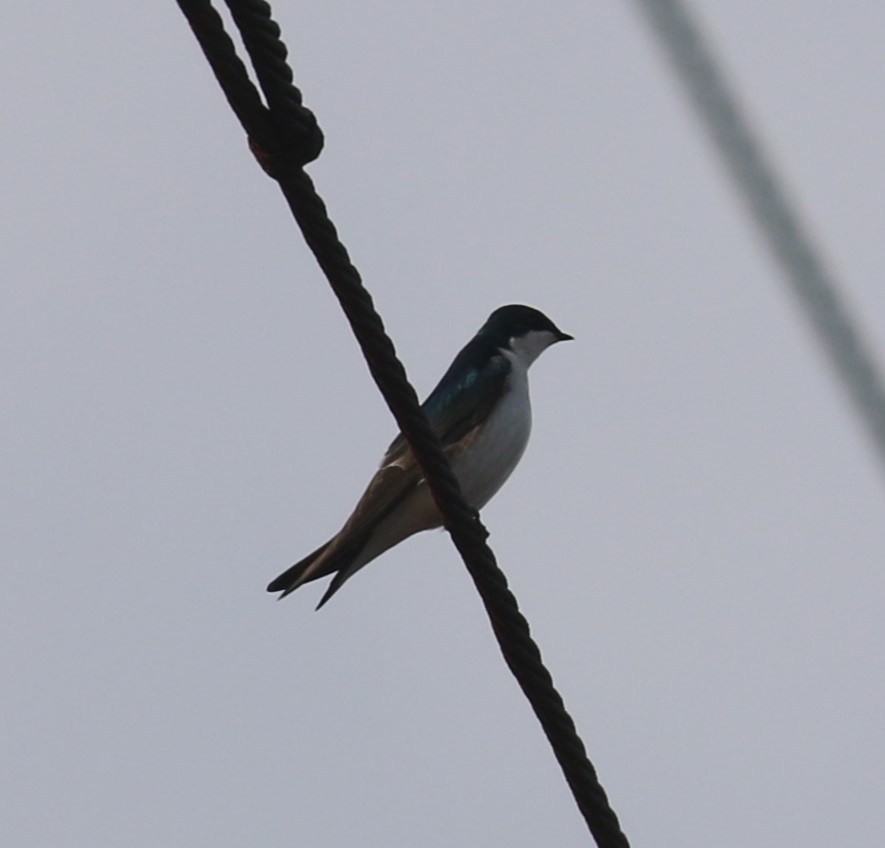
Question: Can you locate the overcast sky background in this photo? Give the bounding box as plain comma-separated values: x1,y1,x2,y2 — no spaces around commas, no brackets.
3,2,885,846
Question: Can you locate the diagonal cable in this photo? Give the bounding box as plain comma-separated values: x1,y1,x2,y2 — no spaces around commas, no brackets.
631,0,885,473
176,0,629,844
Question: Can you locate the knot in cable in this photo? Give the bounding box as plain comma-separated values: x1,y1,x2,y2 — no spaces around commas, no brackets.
249,105,325,178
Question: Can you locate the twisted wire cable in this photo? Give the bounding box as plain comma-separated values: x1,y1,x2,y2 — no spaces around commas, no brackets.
177,0,630,843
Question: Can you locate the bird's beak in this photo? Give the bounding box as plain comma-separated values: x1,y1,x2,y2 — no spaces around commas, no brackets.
556,331,574,342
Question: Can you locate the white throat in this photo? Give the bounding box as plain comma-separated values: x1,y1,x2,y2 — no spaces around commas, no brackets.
504,328,561,368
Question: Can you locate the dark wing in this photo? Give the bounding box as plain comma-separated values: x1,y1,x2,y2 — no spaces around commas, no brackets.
322,348,511,552
267,348,511,600
322,350,511,546
381,346,511,466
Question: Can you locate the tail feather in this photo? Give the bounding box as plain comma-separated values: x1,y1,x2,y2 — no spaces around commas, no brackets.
266,541,334,597
315,560,363,610
267,530,371,602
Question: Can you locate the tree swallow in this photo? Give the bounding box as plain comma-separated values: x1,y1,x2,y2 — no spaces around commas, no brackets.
267,304,573,608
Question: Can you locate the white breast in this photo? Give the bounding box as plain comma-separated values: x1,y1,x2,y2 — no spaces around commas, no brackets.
453,352,532,510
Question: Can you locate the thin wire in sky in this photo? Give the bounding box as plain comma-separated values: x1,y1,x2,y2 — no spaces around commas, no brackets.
631,0,885,475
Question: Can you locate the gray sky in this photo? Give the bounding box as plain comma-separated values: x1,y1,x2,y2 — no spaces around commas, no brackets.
3,2,884,845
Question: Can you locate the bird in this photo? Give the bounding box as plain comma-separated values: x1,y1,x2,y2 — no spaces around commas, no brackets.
267,304,573,608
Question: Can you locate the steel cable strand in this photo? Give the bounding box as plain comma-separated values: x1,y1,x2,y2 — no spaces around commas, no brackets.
252,168,617,830
632,0,885,473
177,3,630,844
177,0,274,147
276,171,629,847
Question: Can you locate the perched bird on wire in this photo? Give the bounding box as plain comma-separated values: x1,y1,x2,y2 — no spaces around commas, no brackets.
267,304,573,608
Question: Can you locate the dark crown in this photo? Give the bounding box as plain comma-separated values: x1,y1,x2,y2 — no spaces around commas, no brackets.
480,304,570,344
